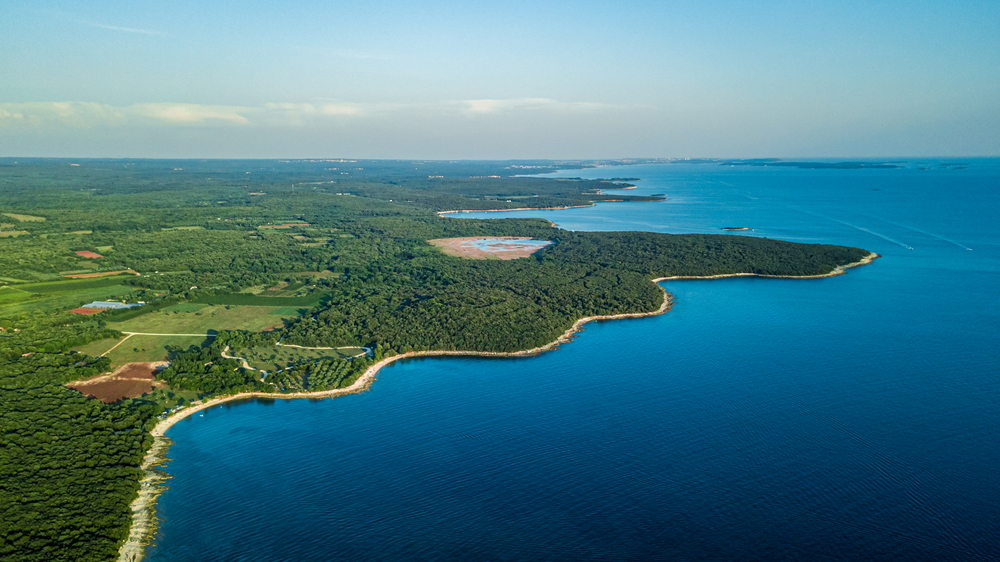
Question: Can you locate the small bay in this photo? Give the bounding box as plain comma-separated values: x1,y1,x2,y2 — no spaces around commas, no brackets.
146,160,999,562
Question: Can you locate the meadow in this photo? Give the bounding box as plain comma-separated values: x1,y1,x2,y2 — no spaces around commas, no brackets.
72,334,213,365
106,305,293,334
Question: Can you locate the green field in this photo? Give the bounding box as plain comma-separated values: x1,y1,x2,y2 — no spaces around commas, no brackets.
0,287,33,304
161,302,210,313
72,334,212,365
106,305,297,334
0,280,135,316
193,293,326,307
142,386,204,409
17,276,134,293
242,345,365,372
2,213,46,221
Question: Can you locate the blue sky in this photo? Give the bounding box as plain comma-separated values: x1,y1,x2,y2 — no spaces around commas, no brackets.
2,0,998,158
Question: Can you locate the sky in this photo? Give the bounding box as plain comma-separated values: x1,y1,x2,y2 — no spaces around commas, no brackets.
1,0,998,159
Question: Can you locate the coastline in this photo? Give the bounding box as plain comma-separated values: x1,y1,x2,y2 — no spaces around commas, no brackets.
115,285,674,562
435,186,662,218
117,252,877,561
656,252,879,281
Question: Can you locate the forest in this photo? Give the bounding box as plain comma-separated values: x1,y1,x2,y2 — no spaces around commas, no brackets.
0,158,869,561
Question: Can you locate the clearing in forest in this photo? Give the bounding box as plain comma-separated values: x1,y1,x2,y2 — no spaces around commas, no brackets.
73,334,210,365
2,213,46,222
242,345,365,372
428,237,552,260
67,362,167,403
106,304,297,334
64,269,139,279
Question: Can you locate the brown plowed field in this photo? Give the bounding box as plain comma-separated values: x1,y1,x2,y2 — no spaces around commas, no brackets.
68,307,105,315
75,250,103,258
68,362,167,403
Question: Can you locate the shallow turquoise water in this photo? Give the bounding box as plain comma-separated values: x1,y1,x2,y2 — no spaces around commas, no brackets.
462,237,551,251
146,160,999,561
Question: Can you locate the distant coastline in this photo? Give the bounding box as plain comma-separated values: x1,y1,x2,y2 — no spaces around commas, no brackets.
435,184,662,218
117,251,877,562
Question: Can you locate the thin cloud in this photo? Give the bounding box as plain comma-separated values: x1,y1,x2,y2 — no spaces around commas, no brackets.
88,23,168,36
461,98,641,115
0,98,646,130
131,103,252,124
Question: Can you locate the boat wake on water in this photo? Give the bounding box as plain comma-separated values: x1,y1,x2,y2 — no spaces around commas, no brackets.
787,207,915,250
862,216,973,251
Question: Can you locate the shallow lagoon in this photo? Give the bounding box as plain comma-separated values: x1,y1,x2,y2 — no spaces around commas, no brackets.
462,237,551,251
147,160,999,562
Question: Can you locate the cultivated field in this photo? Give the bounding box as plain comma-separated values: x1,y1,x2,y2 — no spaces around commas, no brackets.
67,362,166,403
0,277,134,316
106,304,296,334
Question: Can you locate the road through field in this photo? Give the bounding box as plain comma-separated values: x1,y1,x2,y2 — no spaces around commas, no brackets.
122,332,218,337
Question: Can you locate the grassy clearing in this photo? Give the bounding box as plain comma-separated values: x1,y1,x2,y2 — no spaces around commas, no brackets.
72,334,212,364
141,386,204,409
243,345,364,372
194,293,325,307
0,231,30,237
106,305,295,334
161,303,209,313
292,270,340,279
161,226,206,231
2,213,45,221
0,287,33,303
19,276,133,293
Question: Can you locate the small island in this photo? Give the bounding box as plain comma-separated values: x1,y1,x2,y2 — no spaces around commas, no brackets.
721,227,753,231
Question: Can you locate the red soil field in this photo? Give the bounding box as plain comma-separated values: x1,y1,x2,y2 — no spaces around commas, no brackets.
64,269,139,279
68,307,105,315
68,363,166,403
75,250,103,258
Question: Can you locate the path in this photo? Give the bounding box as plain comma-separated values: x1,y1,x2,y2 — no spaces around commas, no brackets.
220,346,251,370
276,342,371,357
103,332,210,358
101,333,135,356
121,332,217,337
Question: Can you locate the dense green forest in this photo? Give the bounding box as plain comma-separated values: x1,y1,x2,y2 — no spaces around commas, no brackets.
0,158,869,561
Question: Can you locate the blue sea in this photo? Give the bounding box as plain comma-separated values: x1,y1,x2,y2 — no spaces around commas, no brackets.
146,160,999,562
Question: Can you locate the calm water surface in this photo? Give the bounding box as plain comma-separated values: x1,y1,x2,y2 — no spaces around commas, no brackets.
147,161,999,561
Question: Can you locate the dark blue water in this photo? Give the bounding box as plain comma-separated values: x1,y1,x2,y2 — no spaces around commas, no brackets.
146,161,999,562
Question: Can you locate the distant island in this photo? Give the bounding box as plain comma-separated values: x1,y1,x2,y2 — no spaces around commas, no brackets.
721,227,753,231
0,159,873,562
719,159,901,169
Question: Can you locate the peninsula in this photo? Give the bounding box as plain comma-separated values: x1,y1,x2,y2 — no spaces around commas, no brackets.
0,159,874,562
